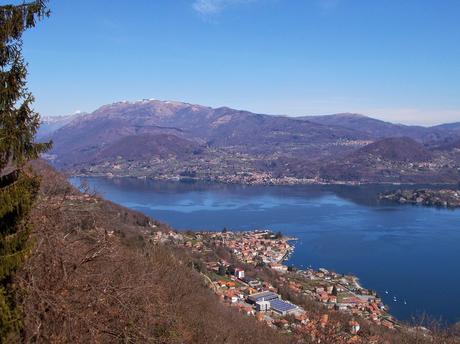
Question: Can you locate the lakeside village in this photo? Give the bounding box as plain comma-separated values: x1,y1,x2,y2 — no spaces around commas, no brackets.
152,229,399,341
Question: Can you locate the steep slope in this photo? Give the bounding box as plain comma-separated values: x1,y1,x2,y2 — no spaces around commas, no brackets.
95,133,204,161
17,161,290,343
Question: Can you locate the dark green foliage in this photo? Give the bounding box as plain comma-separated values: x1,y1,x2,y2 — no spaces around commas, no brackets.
274,231,283,239
0,1,50,171
0,1,49,340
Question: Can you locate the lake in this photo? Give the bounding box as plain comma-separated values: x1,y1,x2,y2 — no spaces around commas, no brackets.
70,177,460,325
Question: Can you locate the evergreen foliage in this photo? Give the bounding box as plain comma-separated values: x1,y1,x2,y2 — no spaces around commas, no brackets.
0,1,49,340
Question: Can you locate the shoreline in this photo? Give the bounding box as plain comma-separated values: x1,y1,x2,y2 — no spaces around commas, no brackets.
201,229,397,327
274,235,399,326
70,173,460,187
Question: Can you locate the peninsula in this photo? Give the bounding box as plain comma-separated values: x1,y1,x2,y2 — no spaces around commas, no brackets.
155,228,399,339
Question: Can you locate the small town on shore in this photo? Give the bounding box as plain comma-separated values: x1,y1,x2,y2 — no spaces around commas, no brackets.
152,228,402,342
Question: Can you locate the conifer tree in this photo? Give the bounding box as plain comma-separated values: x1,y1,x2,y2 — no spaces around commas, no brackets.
0,1,49,340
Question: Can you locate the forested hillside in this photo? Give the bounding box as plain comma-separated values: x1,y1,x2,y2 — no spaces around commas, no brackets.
14,161,290,343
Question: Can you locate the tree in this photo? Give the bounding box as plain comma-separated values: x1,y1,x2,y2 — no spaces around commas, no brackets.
0,1,49,340
332,285,338,296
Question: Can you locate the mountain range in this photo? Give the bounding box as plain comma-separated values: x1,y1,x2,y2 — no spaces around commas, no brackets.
39,99,460,184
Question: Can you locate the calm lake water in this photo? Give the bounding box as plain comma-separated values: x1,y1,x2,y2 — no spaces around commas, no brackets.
70,177,460,324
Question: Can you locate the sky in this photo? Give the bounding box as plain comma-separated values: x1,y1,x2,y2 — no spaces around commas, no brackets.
15,0,460,125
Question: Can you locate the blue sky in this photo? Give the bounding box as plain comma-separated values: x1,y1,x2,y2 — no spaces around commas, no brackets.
19,0,460,125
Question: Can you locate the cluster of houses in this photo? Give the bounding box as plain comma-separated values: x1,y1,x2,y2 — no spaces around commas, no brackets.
150,229,398,339
291,268,396,329
208,230,294,266
213,172,324,185
205,231,394,326
213,262,301,315
205,260,368,341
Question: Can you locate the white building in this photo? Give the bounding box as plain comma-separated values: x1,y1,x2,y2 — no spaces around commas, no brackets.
234,268,245,279
256,301,271,312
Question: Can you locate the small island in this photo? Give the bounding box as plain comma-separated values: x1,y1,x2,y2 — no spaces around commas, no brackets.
379,188,460,208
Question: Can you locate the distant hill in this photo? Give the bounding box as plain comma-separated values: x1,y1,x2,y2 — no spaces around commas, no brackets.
318,137,459,183
37,113,85,141
354,137,433,162
432,122,460,132
301,113,459,145
47,99,369,168
201,110,369,157
447,139,460,149
300,113,418,138
96,133,204,161
41,99,460,184
428,122,460,149
434,138,460,151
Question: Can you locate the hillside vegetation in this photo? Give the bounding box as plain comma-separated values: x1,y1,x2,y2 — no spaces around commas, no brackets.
14,161,290,343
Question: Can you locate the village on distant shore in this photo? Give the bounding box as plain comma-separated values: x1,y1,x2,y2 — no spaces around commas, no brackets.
380,188,460,208
152,228,400,341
